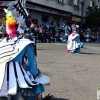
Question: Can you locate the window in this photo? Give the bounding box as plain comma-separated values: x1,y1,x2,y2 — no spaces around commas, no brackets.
58,0,62,2
73,0,79,10
62,0,66,4
90,1,95,7
74,0,79,6
68,0,74,6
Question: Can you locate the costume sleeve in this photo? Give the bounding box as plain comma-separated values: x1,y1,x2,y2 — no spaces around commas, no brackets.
26,44,38,76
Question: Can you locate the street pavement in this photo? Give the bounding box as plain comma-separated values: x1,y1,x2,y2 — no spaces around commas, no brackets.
36,42,100,100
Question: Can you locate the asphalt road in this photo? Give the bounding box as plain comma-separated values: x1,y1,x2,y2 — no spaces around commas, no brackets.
36,42,100,100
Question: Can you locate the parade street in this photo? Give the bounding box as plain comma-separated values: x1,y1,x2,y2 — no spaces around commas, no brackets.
36,43,100,100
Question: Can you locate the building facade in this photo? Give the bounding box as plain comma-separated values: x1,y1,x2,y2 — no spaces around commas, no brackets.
26,0,100,25
0,0,100,26
26,0,82,25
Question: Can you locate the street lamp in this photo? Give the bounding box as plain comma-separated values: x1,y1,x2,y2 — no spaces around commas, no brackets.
80,0,85,41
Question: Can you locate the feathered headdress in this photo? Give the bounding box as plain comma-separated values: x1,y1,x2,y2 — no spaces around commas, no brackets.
4,0,30,38
5,10,18,38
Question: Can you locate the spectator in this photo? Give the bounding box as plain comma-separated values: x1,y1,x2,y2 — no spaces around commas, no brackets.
40,28,45,43
25,30,34,41
30,23,35,35
85,27,91,42
97,31,100,42
33,27,39,43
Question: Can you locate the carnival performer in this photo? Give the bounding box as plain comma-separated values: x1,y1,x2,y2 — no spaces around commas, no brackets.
22,29,44,100
0,1,50,100
66,24,83,54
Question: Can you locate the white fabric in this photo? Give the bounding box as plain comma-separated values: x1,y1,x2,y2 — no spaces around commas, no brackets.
8,62,17,95
26,71,35,82
21,65,37,85
17,27,24,34
15,62,30,88
0,38,36,96
0,63,6,90
0,38,34,64
0,62,38,96
35,73,50,85
67,33,79,51
0,39,34,92
0,64,8,97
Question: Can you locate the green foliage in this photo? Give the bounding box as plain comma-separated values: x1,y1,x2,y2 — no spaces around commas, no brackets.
85,6,100,28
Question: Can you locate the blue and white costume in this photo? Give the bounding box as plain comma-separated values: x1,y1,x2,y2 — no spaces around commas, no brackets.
0,38,49,97
0,0,50,99
66,24,83,54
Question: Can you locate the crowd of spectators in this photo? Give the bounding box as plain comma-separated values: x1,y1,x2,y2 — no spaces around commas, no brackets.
0,18,100,43
29,19,100,43
29,19,71,43
80,27,100,42
0,18,69,42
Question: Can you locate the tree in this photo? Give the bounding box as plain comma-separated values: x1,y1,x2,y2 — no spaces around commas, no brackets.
85,6,100,31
